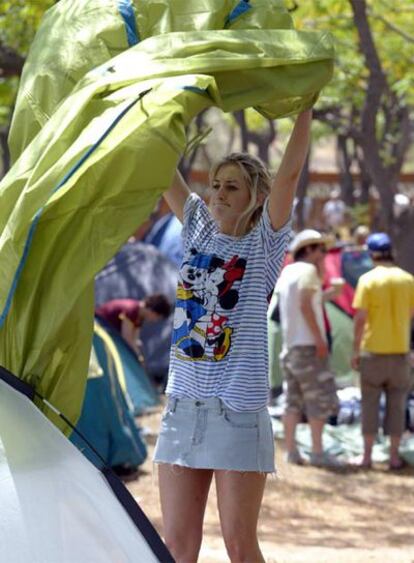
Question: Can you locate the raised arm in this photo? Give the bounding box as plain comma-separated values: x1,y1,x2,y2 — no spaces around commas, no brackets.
163,170,191,223
269,109,312,230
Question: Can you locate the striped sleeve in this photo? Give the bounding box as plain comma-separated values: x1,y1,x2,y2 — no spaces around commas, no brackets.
181,192,200,248
259,198,292,293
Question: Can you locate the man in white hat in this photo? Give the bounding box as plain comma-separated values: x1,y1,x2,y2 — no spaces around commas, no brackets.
275,229,340,466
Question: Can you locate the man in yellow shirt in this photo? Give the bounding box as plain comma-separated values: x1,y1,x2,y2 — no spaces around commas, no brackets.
352,233,414,469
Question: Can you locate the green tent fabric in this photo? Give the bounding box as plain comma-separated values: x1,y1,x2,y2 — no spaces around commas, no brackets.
268,315,284,391
0,0,334,432
326,301,359,388
8,0,329,160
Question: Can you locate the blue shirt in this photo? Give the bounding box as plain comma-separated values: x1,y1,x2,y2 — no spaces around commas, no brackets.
166,193,291,411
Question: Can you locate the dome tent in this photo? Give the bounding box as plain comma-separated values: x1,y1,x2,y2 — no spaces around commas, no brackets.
0,368,172,563
70,318,154,471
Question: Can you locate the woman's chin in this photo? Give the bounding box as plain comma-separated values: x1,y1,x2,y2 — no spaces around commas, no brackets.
211,208,224,222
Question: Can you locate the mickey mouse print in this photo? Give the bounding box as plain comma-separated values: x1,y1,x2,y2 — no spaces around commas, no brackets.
172,248,246,362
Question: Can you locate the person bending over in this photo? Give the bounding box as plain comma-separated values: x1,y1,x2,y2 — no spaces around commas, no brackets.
96,294,171,362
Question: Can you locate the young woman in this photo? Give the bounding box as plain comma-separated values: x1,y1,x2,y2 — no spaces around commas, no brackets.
154,110,313,562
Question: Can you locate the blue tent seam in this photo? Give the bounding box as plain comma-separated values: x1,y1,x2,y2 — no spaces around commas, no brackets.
0,94,145,329
117,0,140,45
225,0,252,27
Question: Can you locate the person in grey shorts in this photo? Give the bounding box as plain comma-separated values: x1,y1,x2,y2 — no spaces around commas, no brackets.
154,110,313,562
352,233,414,470
275,229,340,467
281,346,338,423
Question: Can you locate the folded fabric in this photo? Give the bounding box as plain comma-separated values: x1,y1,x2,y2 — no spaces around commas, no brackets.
0,0,334,432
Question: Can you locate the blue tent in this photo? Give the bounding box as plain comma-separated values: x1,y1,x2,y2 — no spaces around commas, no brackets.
95,316,160,415
144,212,184,267
71,319,154,469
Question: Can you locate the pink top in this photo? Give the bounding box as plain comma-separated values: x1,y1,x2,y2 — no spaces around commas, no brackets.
96,299,142,332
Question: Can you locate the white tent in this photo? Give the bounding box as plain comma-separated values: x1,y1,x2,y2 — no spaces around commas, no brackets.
0,374,171,563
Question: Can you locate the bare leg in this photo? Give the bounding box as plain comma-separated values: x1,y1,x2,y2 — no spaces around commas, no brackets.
215,470,266,563
308,417,325,455
389,435,402,466
158,464,213,562
362,434,375,466
283,410,300,454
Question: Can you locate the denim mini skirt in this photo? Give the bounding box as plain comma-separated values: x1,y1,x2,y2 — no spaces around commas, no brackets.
153,397,275,472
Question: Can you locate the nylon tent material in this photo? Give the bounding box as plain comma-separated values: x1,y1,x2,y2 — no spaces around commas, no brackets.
268,315,284,390
0,0,334,431
70,321,149,469
325,301,357,388
323,246,373,314
0,374,171,563
94,316,160,416
270,417,414,465
8,0,328,160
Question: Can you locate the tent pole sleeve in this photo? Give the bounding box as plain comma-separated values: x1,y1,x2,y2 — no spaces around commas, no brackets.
0,365,35,400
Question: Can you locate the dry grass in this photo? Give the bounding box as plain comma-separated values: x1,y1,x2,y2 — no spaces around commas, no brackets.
127,407,414,562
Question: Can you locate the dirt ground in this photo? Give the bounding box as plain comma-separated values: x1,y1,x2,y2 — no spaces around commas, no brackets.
127,407,414,563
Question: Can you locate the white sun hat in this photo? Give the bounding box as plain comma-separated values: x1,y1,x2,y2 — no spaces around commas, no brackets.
289,229,327,257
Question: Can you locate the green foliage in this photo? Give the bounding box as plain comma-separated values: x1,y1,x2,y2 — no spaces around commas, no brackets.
349,202,371,227
288,0,414,109
0,77,17,125
0,1,53,125
0,0,54,55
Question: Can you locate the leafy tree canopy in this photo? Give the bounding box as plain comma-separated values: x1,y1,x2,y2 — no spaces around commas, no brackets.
291,0,414,114
0,0,54,126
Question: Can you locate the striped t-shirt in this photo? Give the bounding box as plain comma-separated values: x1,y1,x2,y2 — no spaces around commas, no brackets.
166,193,291,411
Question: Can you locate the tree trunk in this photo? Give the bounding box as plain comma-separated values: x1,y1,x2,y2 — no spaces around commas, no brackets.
349,0,412,239
233,111,276,164
336,134,355,207
355,146,371,205
234,110,249,152
0,43,25,77
394,209,414,274
0,126,10,178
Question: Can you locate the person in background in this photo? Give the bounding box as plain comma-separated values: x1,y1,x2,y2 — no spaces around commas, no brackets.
143,198,184,267
95,295,172,363
275,229,341,467
322,187,346,232
352,233,414,470
353,225,370,248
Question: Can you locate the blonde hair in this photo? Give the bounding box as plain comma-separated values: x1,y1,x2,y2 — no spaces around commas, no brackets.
209,152,271,236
